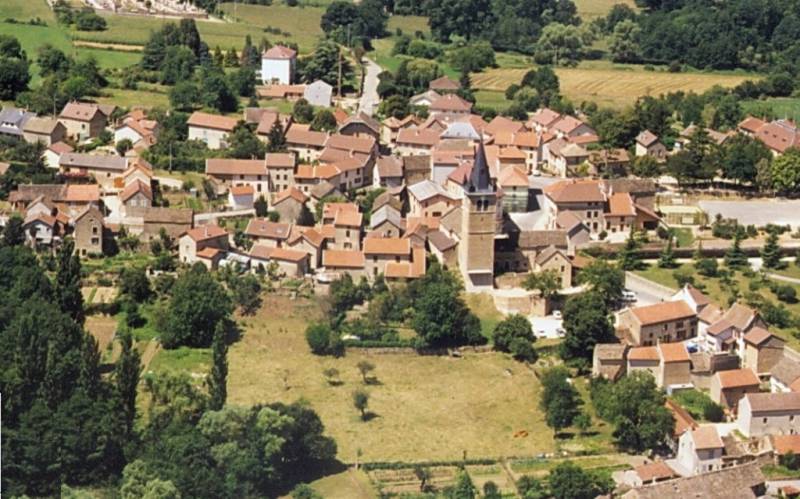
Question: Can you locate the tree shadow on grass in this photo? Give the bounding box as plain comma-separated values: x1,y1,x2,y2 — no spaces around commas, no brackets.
269,458,349,497
363,376,382,386
361,411,380,422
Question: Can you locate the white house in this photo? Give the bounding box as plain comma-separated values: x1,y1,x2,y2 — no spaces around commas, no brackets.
737,392,800,438
228,184,255,210
187,112,238,150
42,142,74,169
304,80,333,107
261,45,297,85
676,426,724,475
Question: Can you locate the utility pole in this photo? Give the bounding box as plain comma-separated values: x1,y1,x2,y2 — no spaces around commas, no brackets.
337,47,342,98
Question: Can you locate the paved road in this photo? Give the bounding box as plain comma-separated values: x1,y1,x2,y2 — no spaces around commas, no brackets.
625,272,675,306
358,58,381,116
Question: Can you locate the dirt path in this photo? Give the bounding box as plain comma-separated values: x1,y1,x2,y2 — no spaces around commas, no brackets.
140,340,161,370
73,40,144,52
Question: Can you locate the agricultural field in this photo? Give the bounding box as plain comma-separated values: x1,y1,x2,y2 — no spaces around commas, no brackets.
743,97,800,122
472,62,758,109
224,294,558,463
573,0,636,19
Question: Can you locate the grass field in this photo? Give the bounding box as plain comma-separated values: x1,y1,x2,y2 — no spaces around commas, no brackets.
472,62,758,109
574,0,636,19
226,294,556,463
217,3,325,53
743,97,800,122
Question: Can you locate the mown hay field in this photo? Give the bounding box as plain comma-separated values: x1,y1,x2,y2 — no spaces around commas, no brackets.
472,66,756,109
226,294,557,463
573,0,636,19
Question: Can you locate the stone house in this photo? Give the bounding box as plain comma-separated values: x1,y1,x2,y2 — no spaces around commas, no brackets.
245,219,292,248
592,343,627,381
72,206,104,256
742,328,784,376
249,245,309,277
272,187,307,223
23,117,66,146
370,205,404,238
205,158,269,197
621,462,765,499
770,356,800,393
338,112,381,141
533,245,572,289
266,152,296,193
373,155,404,189
658,342,692,388
187,112,238,150
120,179,153,216
322,249,366,279
285,126,328,163
331,208,363,251
381,115,419,146
141,208,193,242
59,102,107,139
427,230,458,269
619,462,678,488
285,226,325,270
543,179,607,234
627,346,660,380
59,153,129,189
407,180,459,218
303,80,333,107
710,368,761,411
616,300,697,346
635,130,667,160
363,237,412,279
737,392,800,437
497,166,529,213
179,225,229,265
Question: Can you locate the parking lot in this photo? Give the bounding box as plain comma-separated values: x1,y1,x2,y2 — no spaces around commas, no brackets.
698,199,800,228
528,315,564,339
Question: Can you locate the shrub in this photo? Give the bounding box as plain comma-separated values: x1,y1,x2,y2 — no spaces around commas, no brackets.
703,402,724,422
696,258,718,277
306,322,343,356
776,285,797,303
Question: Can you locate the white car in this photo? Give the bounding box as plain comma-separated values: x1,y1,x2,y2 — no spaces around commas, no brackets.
552,310,562,319
622,290,637,302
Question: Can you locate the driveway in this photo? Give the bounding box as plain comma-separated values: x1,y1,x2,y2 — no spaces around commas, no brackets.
698,199,800,229
357,57,381,116
528,316,564,339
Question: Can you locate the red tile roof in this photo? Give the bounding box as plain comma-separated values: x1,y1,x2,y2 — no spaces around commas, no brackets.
263,45,297,59
629,300,696,326
245,219,291,239
120,179,152,202
629,346,659,361
364,237,411,256
691,426,724,450
323,249,364,268
184,224,227,242
265,152,296,169
659,342,690,363
206,158,266,176
273,186,307,204
187,112,238,132
716,368,760,389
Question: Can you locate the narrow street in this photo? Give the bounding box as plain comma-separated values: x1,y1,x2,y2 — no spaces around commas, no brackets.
358,57,381,116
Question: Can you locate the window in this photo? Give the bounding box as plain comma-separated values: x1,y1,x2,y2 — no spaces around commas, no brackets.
92,226,98,235
346,230,350,238
764,417,768,424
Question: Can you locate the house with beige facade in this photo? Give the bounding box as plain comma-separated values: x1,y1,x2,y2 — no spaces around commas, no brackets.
710,368,761,411
179,225,229,264
205,158,269,197
676,426,725,475
72,206,104,256
363,237,412,278
737,392,800,437
187,112,238,149
245,219,292,248
616,300,697,346
59,102,107,140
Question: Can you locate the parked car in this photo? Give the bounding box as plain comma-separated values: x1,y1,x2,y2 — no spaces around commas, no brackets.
552,310,562,319
622,289,637,302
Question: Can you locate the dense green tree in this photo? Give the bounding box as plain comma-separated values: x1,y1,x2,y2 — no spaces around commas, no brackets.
535,23,584,66
115,327,141,436
160,45,196,85
266,119,287,152
300,40,350,86
492,314,537,362
169,81,200,112
227,66,256,97
292,98,315,123
549,462,612,499
55,239,85,325
378,94,411,119
200,69,238,113
768,149,800,193
523,268,561,299
711,94,742,131
517,475,548,499
609,19,641,62
619,228,643,270
658,237,677,268
352,389,370,420
3,214,25,246
227,123,266,159
449,469,477,499
427,0,495,42
208,322,228,410
449,41,496,73
0,49,31,100
163,265,232,348
721,133,771,184
540,367,581,434
310,108,338,132
231,273,262,315
560,291,613,362
37,44,71,77
762,228,782,269
577,259,624,307
120,267,152,302
240,35,260,68
724,229,747,268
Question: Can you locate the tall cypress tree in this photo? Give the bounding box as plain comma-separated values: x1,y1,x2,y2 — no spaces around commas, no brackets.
725,229,747,268
658,237,676,268
762,229,782,269
55,239,84,325
115,327,141,435
267,120,287,152
209,321,228,410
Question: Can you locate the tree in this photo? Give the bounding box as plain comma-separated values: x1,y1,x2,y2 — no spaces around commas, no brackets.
574,412,592,434
115,327,141,436
292,484,323,499
227,123,265,159
658,237,677,268
322,367,340,385
577,259,624,308
254,195,269,217
120,266,152,302
516,475,547,499
292,98,315,123
160,45,196,85
549,462,611,499
769,149,800,193
37,44,71,77
208,322,228,410
721,134,771,184
492,315,537,362
300,39,350,86
535,24,584,66
3,213,25,246
427,0,495,42
305,322,342,356
540,367,581,434
724,229,747,268
378,94,411,119
55,239,85,325
414,465,431,492
232,273,262,315
410,262,485,349
227,66,256,97
523,268,561,299
609,19,641,62
200,69,238,113
0,35,30,100
449,469,477,499
266,120,287,152
169,81,199,111
240,35,260,68
762,228,783,269
619,228,642,270
560,291,613,362
356,360,375,384
352,389,369,420
163,265,232,348
311,108,338,132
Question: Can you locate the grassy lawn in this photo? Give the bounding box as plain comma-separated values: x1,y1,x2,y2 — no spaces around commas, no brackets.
96,87,169,108
307,469,376,499
574,0,636,19
672,227,695,248
218,3,325,53
471,61,759,109
635,262,800,348
81,252,154,274
670,388,717,422
773,264,800,281
743,97,800,121
387,15,430,36
149,346,211,375
465,292,504,338
475,90,512,112
226,294,556,463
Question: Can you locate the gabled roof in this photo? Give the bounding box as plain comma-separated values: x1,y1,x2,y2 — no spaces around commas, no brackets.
771,355,800,387
738,116,767,133
633,462,678,483
429,94,472,112
429,75,461,91
120,179,152,203
551,115,586,134
286,126,328,147
529,108,561,128
245,219,292,239
230,184,255,196
629,300,695,326
60,153,128,171
59,102,102,122
484,116,524,137
323,249,364,268
265,152,296,169
364,237,410,256
196,246,223,259
773,434,800,455
263,45,297,59
370,204,403,230
744,392,800,414
720,303,759,331
376,155,403,178
755,119,800,153
659,342,690,363
608,192,636,216
333,209,362,228
273,186,307,205
743,327,780,347
715,368,759,389
184,224,227,242
206,158,266,176
187,111,238,132
48,141,74,155
636,130,660,147
340,111,380,135
629,346,659,361
623,462,764,499
73,206,103,225
544,179,605,204
427,230,457,251
690,426,723,450
24,116,63,135
497,166,528,188
407,179,454,202
396,127,441,147
326,133,376,154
